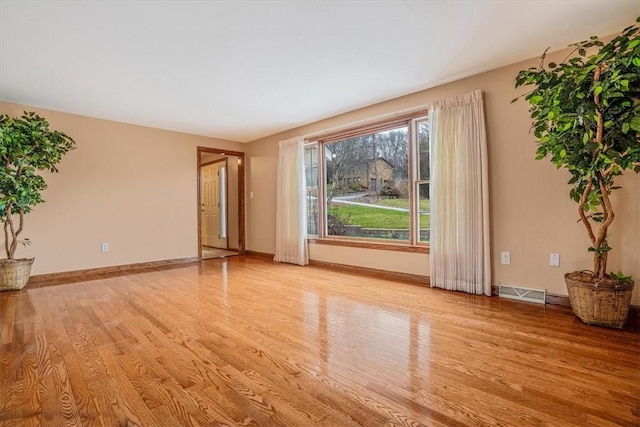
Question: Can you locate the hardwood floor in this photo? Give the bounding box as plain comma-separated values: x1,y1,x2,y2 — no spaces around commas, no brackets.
1,255,639,426
202,247,240,260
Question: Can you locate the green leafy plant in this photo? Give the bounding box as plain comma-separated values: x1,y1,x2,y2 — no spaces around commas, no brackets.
513,18,640,280
610,270,633,284
0,112,75,259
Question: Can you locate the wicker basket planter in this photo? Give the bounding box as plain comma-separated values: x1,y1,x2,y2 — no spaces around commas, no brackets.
565,271,634,329
0,258,34,291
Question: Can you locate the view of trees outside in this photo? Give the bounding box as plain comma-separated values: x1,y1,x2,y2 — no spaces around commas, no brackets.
305,121,430,242
418,121,430,181
417,120,430,242
325,127,408,240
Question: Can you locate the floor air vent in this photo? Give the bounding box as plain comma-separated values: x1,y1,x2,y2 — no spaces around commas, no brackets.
499,285,546,304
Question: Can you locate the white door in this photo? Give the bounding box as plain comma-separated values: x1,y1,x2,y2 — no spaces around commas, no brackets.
201,162,227,248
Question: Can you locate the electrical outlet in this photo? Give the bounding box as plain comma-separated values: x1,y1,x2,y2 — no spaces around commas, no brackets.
549,253,560,267
501,251,511,265
101,242,109,253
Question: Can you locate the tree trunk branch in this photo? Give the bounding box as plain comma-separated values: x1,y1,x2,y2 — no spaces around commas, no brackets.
15,209,24,238
594,64,604,148
589,63,611,278
5,205,17,259
3,220,10,259
577,181,597,247
593,177,615,278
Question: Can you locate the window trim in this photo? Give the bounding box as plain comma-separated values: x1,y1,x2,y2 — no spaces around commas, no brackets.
308,237,430,254
315,110,427,144
306,111,429,251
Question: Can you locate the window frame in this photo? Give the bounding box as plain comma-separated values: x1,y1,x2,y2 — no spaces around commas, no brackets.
305,110,429,252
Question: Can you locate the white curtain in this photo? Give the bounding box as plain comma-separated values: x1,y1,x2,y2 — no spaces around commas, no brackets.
429,89,491,295
275,137,309,266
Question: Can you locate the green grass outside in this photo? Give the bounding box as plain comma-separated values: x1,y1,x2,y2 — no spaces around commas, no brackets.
330,203,430,229
377,198,430,211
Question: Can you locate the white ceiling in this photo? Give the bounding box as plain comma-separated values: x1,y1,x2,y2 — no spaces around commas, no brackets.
1,1,638,143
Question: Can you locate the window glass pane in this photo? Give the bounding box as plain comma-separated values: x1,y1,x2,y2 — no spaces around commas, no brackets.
418,182,430,243
304,144,318,235
418,120,430,181
324,126,409,241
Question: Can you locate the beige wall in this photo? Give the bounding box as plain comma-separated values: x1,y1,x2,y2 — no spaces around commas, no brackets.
227,156,240,250
200,152,224,163
0,101,244,275
245,48,640,305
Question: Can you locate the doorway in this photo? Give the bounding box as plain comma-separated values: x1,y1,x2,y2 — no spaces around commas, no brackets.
197,147,245,260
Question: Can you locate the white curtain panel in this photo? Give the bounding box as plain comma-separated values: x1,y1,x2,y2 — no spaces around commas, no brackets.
429,89,491,295
275,137,309,266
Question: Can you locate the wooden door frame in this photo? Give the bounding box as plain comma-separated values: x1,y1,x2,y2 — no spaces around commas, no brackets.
197,147,246,259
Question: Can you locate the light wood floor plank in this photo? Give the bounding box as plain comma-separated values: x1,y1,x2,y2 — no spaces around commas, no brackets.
1,255,639,426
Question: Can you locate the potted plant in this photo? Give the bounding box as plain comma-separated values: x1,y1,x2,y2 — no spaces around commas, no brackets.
0,111,75,291
513,19,640,328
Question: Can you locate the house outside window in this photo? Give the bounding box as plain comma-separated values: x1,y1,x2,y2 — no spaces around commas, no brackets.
305,111,429,246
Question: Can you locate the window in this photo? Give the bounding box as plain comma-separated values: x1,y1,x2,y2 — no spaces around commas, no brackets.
305,111,429,246
305,144,319,235
417,119,430,243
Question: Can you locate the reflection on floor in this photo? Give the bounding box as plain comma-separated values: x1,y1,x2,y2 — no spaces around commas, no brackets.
202,246,239,260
